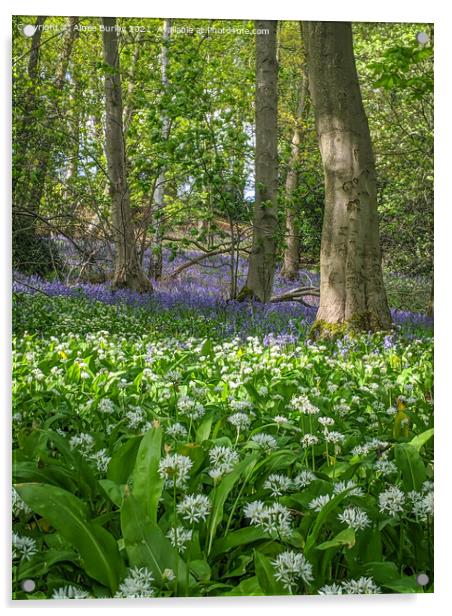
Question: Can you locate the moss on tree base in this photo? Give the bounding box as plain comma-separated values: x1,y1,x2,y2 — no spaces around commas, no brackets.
310,313,392,340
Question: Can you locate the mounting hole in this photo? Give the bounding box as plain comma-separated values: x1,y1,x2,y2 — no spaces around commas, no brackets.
416,573,429,586
416,32,430,45
23,25,36,37
21,579,36,592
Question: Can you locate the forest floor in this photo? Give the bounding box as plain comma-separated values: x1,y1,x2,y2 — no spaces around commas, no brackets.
12,249,433,599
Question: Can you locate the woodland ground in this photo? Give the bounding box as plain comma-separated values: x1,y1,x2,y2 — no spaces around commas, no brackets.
12,251,433,599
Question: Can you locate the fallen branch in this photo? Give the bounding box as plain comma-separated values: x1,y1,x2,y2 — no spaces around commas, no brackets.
165,247,233,280
270,286,320,307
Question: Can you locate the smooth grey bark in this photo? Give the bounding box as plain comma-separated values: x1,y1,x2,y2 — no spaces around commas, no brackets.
149,18,172,280
303,21,391,332
280,69,309,280
238,20,279,303
101,16,151,292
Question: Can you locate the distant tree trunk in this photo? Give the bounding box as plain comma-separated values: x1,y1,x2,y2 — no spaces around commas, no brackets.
149,18,172,280
238,20,278,303
13,16,46,223
427,278,433,317
303,21,391,333
101,16,152,292
12,16,48,273
25,17,79,215
280,69,309,280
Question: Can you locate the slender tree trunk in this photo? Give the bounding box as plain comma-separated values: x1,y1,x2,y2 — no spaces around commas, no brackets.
280,70,309,280
238,20,278,303
303,21,391,333
427,278,433,317
13,16,46,226
149,18,172,280
25,17,79,215
12,17,48,272
101,16,152,292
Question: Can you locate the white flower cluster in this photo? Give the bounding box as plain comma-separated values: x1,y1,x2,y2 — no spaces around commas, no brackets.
90,448,111,474
227,412,251,431
378,485,406,517
292,470,317,489
158,453,193,488
374,458,398,476
69,432,95,456
177,395,205,420
338,506,371,531
98,398,116,415
273,415,289,426
263,470,317,496
243,500,292,538
271,550,314,591
407,482,434,521
208,445,239,480
250,432,277,451
12,533,37,562
308,494,332,512
125,406,150,430
52,585,91,599
301,433,319,447
12,487,31,516
333,480,364,497
290,394,320,415
166,526,193,553
351,438,389,457
68,433,111,474
177,493,211,523
263,473,293,497
166,422,188,440
229,399,253,412
318,416,335,427
115,567,155,598
318,576,381,594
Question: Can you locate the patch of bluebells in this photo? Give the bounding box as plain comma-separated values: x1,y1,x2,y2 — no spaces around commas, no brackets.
13,242,432,341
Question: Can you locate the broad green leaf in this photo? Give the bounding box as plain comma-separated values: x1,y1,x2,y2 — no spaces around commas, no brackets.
130,426,163,524
15,483,124,592
409,428,434,452
107,435,142,484
211,526,269,557
195,412,215,443
316,528,356,551
189,559,211,581
207,454,258,554
16,549,78,582
120,493,190,594
254,550,287,595
99,479,125,507
304,491,352,555
394,443,426,491
224,576,265,596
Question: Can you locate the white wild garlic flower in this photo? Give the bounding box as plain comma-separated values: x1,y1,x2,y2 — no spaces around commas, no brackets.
271,550,314,591
158,453,193,488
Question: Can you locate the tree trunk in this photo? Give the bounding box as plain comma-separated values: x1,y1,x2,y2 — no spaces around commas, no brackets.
303,21,391,333
149,18,172,280
24,17,79,216
280,69,309,280
101,16,152,292
13,16,46,219
238,20,279,303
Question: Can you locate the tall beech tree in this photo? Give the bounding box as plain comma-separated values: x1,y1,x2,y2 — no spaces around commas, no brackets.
101,17,151,292
238,20,278,303
280,67,309,280
303,21,392,332
149,18,172,280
